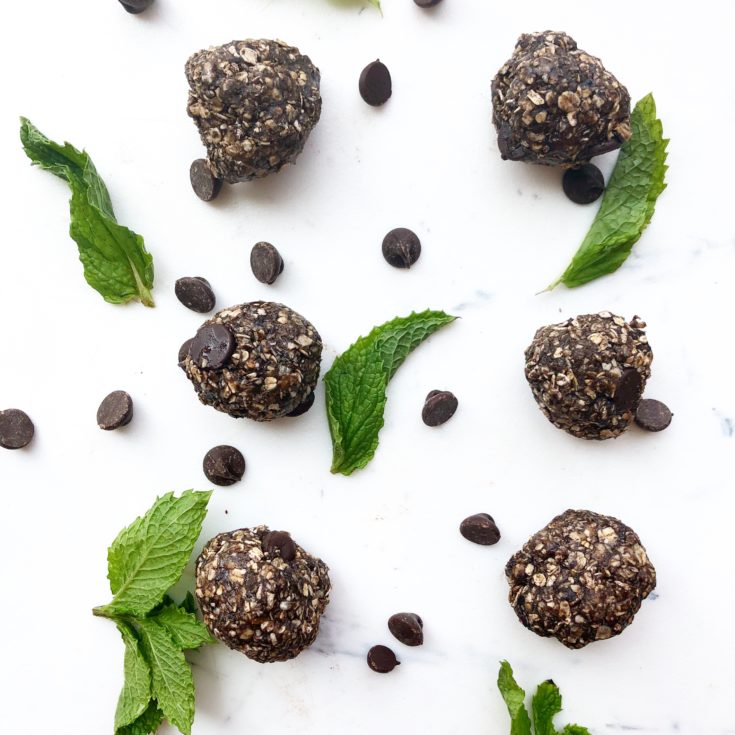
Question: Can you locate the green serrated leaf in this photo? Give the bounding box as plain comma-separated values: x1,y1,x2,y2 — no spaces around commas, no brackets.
561,726,593,735
548,93,668,289
180,591,197,615
532,680,563,735
99,490,212,617
152,603,216,650
117,699,165,735
114,622,152,732
497,661,533,735
324,310,456,475
137,618,195,735
19,117,155,306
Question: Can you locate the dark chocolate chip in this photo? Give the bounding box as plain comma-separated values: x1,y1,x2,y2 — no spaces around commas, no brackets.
635,399,673,432
178,338,193,368
250,242,284,285
203,445,246,486
460,513,501,546
382,228,421,269
562,164,605,204
367,645,400,673
422,390,458,426
0,409,34,450
262,531,297,562
497,123,526,161
189,324,235,369
190,159,223,202
414,0,443,6
287,391,315,417
359,60,392,107
119,0,154,13
97,391,134,431
175,276,216,313
613,368,643,413
388,613,424,646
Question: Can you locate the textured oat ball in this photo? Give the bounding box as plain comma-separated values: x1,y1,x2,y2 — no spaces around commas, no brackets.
181,301,322,421
524,312,653,440
506,509,656,649
186,39,321,183
491,31,631,166
195,527,331,662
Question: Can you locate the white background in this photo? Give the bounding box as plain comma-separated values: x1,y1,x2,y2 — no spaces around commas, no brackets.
1,1,734,733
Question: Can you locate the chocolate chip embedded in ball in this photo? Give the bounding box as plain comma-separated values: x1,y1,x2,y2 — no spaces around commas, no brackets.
0,409,34,450
186,40,322,183
506,509,656,649
262,530,297,561
195,526,331,662
562,164,605,204
287,391,315,417
97,391,134,431
181,302,322,421
491,32,631,167
203,445,246,486
524,312,653,440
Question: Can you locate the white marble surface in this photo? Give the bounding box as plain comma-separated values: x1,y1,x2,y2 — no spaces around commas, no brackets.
1,1,735,733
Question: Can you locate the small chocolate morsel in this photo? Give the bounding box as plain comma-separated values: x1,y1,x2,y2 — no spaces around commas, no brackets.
0,409,34,449
635,399,673,432
562,164,605,204
287,391,315,417
175,276,216,313
189,324,235,370
613,368,644,413
422,390,458,426
178,338,193,368
97,391,134,431
250,242,285,285
382,228,421,269
414,0,443,5
388,613,424,647
359,60,392,106
190,159,223,201
460,513,501,546
367,645,400,673
203,445,246,486
262,530,297,562
119,0,154,14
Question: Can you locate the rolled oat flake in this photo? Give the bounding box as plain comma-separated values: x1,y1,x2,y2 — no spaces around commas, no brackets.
175,276,216,313
190,159,223,201
367,645,400,673
359,60,392,106
0,408,34,450
250,242,284,285
382,227,421,269
422,390,458,426
203,445,246,486
97,391,134,431
635,399,672,432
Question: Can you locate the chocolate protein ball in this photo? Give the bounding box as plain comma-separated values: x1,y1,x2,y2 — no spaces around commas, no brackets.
506,509,656,649
195,527,331,662
491,31,631,167
181,301,322,421
186,39,321,183
524,312,653,440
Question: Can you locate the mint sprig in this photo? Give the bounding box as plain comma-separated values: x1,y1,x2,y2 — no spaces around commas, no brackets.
324,310,456,475
548,94,668,290
498,662,592,735
20,117,155,306
94,491,214,735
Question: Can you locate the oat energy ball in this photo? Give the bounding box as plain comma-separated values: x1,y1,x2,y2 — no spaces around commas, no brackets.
506,509,656,649
186,39,321,183
196,527,331,662
491,31,631,166
181,301,322,421
524,312,652,440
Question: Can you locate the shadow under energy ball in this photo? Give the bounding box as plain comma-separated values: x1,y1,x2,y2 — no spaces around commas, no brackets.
185,39,322,185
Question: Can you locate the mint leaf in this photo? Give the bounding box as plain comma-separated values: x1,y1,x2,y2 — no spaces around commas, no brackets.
324,310,456,475
497,661,533,735
531,680,562,735
19,117,155,307
117,700,164,735
549,94,668,289
180,592,197,615
137,618,195,735
152,603,215,649
114,622,152,732
561,727,593,735
100,490,212,617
